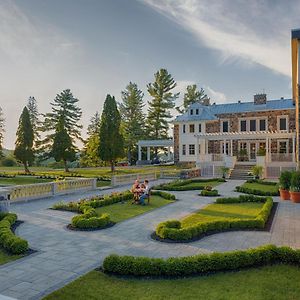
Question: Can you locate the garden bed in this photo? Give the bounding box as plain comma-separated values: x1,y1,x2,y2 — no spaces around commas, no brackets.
153,195,274,242
153,178,225,191
235,179,279,196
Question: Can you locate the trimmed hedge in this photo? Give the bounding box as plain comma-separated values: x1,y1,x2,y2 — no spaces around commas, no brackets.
200,189,219,197
155,195,273,241
235,186,279,196
0,213,28,254
246,179,278,186
103,244,300,277
154,178,225,191
54,190,175,230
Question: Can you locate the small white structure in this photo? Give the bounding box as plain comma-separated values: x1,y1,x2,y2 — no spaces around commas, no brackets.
137,139,174,165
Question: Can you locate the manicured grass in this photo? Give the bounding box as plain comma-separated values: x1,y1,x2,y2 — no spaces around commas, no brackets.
43,265,300,300
181,202,263,227
156,179,224,191
241,182,279,193
178,181,221,189
95,195,174,223
0,249,21,265
0,176,53,186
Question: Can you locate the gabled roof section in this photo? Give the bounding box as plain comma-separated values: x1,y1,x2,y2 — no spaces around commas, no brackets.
173,98,294,122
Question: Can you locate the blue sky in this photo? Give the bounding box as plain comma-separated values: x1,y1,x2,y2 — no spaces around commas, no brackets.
0,0,298,148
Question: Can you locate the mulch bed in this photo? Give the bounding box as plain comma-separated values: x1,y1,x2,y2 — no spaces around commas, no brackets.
151,202,278,244
66,222,116,231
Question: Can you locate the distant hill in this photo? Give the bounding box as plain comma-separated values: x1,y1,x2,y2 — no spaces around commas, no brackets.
2,148,14,157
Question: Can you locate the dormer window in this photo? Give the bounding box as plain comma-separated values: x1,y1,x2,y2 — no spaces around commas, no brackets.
196,109,199,115
190,109,193,115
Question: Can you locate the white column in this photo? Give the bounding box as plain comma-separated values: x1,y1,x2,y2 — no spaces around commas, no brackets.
138,145,142,161
223,140,226,154
230,139,233,156
167,146,171,160
293,136,296,162
147,147,150,161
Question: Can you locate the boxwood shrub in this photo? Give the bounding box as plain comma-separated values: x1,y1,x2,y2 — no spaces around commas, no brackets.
200,189,219,197
155,195,273,241
0,213,28,254
154,178,225,191
103,244,300,277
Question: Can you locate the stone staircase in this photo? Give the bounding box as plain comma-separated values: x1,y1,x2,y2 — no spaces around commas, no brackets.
229,164,254,180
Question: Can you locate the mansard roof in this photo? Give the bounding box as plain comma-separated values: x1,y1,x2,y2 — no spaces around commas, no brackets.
174,98,294,122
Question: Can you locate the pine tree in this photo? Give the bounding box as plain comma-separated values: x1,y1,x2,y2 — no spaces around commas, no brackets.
51,116,76,172
99,95,124,172
14,107,34,173
176,84,210,113
146,69,179,139
0,108,4,159
119,82,145,163
81,112,102,167
27,96,41,144
40,89,82,172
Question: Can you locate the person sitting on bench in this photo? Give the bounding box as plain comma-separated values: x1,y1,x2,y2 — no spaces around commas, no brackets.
139,180,150,205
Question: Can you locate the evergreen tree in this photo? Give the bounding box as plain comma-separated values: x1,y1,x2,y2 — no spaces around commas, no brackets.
40,89,82,172
99,95,124,172
51,116,76,172
27,96,41,144
146,69,179,139
14,107,34,173
80,112,102,167
176,84,210,113
0,108,4,159
119,82,145,163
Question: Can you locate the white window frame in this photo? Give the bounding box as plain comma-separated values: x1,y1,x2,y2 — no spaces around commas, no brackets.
189,144,195,155
189,124,195,133
221,119,230,133
258,118,267,131
249,119,257,132
277,115,288,132
277,139,289,154
239,119,247,132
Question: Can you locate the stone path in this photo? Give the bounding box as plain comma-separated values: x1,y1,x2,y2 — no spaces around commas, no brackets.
0,179,299,299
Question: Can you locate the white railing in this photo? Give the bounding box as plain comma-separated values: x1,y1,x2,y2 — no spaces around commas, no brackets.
111,172,157,187
160,169,182,179
265,166,296,179
212,154,224,162
270,153,294,162
200,164,223,178
8,178,97,202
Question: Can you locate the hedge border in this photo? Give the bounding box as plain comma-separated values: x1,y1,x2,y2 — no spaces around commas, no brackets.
200,189,219,197
102,244,300,277
0,212,29,254
154,195,273,242
53,190,176,230
235,186,279,196
153,178,226,191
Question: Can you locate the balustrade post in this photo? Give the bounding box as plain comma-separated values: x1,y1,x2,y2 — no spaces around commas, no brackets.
92,178,97,189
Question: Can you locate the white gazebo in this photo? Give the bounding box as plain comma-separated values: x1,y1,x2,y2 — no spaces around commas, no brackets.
137,139,174,164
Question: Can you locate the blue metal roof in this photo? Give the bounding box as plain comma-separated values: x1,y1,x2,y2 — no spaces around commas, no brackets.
174,98,294,122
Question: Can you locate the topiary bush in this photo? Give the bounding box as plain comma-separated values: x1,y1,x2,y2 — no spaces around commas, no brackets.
155,195,273,241
279,171,292,190
0,213,29,254
200,189,219,197
103,245,300,277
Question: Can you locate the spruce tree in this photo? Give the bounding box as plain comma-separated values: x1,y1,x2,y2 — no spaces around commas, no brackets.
27,96,41,144
176,85,210,113
146,69,179,139
81,112,102,167
41,89,82,172
0,108,4,159
51,116,76,172
119,82,145,163
99,95,124,172
14,107,34,173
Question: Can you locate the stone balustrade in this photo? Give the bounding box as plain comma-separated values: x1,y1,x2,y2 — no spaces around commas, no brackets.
7,178,97,202
111,172,157,187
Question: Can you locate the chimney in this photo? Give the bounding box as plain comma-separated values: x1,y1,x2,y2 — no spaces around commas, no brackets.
254,93,267,105
202,98,210,106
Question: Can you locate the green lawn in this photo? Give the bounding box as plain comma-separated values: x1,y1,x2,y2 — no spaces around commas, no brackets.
0,249,21,265
181,202,263,227
95,195,174,223
181,180,221,189
241,182,279,193
0,176,53,186
43,265,300,300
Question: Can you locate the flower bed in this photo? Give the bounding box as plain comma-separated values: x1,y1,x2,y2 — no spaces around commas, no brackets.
102,244,299,277
155,195,273,242
0,212,28,254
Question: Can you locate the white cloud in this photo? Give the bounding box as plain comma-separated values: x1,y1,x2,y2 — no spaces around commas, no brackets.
142,0,292,77
205,86,227,104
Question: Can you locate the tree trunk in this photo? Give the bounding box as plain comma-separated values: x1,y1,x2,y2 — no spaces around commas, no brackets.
64,159,69,172
111,160,115,173
24,162,30,173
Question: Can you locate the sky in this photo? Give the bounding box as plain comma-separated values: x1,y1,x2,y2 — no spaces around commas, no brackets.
0,0,299,149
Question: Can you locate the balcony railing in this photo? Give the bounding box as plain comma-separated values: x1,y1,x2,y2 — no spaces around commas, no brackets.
270,153,294,162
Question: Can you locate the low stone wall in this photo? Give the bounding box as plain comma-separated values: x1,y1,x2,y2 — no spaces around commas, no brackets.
111,173,157,187
6,178,97,202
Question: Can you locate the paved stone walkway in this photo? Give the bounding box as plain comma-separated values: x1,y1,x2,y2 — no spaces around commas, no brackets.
0,179,299,299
